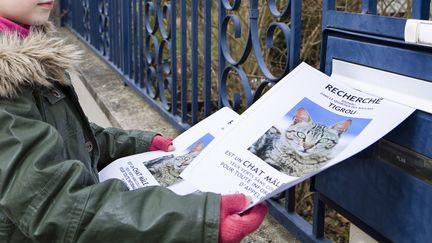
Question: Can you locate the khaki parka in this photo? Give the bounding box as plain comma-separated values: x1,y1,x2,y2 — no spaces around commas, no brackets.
0,24,219,242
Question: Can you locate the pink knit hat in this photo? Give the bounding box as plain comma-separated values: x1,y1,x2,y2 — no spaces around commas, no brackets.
0,16,29,37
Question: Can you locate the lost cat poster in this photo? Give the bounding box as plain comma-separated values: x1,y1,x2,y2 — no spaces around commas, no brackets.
98,107,239,195
180,62,415,207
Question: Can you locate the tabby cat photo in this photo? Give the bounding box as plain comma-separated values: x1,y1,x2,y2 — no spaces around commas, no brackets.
248,107,352,177
144,142,205,186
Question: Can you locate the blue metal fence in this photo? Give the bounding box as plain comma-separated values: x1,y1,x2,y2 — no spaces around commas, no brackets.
60,0,301,130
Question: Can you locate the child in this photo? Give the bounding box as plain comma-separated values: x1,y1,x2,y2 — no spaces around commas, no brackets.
0,0,267,242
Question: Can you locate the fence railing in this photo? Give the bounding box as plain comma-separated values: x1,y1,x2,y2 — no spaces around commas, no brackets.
60,0,301,130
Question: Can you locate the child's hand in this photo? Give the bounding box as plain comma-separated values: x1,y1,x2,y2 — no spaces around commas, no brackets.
149,135,175,152
219,194,268,243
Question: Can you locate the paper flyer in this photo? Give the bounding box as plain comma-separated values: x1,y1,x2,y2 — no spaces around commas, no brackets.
180,62,415,207
98,107,239,195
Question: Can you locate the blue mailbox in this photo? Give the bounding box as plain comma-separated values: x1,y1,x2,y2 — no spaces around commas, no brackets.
313,0,432,242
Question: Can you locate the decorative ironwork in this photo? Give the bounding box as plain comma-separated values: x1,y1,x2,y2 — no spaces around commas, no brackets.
143,0,161,99
83,0,90,41
98,0,110,56
61,0,301,127
219,0,300,111
141,0,177,116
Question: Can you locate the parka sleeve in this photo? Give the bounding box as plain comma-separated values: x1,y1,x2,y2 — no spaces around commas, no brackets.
0,94,220,243
90,123,158,168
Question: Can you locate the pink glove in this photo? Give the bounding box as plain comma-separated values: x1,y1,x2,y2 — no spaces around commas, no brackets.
219,194,268,243
149,135,175,152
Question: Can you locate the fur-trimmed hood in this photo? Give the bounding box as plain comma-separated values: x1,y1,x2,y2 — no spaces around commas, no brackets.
0,22,82,98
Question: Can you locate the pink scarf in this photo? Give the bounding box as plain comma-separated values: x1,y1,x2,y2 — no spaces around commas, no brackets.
0,16,29,37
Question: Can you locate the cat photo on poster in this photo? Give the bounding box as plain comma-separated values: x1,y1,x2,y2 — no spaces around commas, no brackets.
144,133,215,186
248,97,371,177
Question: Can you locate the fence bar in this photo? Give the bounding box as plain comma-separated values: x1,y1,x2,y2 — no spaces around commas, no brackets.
138,0,144,88
191,0,199,125
170,0,178,117
217,0,226,109
412,0,431,19
109,0,114,62
285,187,296,213
290,0,302,71
125,0,133,79
203,0,212,117
361,0,377,14
133,0,139,84
312,193,325,239
180,0,188,124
